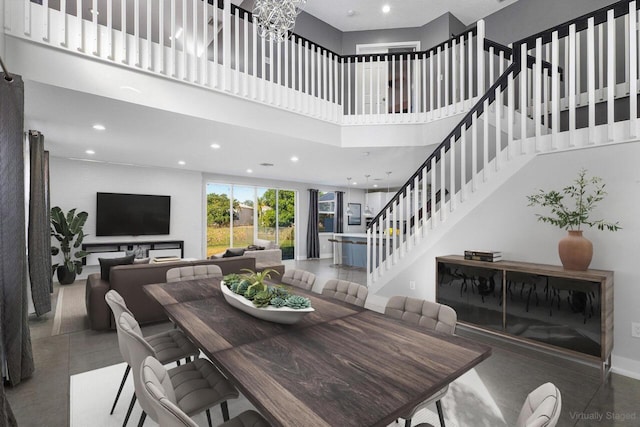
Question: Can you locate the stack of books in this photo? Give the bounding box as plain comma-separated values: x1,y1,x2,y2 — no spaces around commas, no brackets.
464,250,502,262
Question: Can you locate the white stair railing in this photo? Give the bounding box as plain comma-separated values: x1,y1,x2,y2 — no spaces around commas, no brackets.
367,0,640,286
5,0,504,125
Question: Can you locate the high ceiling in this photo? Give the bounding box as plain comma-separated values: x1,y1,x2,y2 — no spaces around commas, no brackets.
302,0,518,32
23,0,519,189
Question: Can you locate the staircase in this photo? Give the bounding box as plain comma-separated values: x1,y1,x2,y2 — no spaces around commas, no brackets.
366,0,640,291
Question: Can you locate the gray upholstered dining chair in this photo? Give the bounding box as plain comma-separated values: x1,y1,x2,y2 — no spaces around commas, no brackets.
384,296,457,427
141,355,271,427
281,269,316,291
104,290,199,416
321,279,368,307
515,383,562,427
118,312,239,427
166,265,223,282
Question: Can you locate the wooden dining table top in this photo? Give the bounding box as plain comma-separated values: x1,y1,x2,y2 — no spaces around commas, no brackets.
144,278,492,427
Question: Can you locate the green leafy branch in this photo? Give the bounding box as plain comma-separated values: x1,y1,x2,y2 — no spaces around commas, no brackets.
527,169,621,232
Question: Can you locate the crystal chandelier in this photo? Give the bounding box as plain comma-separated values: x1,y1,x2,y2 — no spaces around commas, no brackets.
253,0,307,43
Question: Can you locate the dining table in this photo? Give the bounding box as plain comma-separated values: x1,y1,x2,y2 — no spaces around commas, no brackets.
144,278,492,427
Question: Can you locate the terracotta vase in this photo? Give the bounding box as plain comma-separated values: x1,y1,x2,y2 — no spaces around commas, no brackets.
558,230,593,271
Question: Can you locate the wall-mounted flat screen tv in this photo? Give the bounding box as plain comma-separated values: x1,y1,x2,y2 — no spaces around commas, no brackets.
96,192,171,236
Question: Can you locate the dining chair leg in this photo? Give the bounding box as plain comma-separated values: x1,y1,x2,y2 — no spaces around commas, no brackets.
110,365,131,414
137,411,146,427
206,408,213,427
404,419,411,427
436,400,446,427
221,401,230,421
123,394,137,427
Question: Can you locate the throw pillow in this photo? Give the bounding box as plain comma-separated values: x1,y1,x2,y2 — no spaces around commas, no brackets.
246,245,265,251
133,257,150,264
222,248,246,258
99,255,135,281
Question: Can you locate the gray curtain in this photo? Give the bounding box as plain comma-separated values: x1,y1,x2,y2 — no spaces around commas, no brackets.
335,191,344,233
29,130,52,315
306,189,320,259
0,72,35,387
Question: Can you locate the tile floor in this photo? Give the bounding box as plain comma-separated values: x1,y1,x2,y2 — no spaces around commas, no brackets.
5,258,640,426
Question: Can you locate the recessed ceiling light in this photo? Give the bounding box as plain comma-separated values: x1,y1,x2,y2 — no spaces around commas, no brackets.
347,9,355,16
92,124,106,131
352,182,358,185
290,156,299,162
178,160,186,166
210,143,221,149
246,169,253,174
373,184,379,188
85,149,95,155
382,4,391,13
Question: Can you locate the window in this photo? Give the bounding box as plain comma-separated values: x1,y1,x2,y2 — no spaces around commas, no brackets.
318,192,335,233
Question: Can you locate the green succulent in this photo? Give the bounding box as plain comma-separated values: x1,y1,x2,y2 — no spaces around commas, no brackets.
269,285,290,299
285,295,311,309
224,273,243,287
253,290,273,308
229,282,240,292
270,297,286,308
244,286,259,300
236,280,249,295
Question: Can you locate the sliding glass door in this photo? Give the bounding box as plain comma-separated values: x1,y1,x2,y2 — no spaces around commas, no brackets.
206,183,296,259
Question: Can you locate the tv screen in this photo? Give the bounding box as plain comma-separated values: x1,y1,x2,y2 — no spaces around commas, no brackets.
96,192,171,236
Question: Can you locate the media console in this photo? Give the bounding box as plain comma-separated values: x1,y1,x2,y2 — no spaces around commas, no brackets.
81,240,184,266
436,255,613,380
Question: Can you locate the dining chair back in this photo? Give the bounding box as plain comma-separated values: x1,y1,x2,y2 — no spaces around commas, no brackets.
166,265,223,282
385,296,457,427
321,279,368,307
141,356,199,427
515,383,562,427
281,269,316,291
119,311,239,427
141,356,271,427
385,296,457,334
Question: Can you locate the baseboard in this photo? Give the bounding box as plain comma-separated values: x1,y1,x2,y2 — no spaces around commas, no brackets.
611,354,640,380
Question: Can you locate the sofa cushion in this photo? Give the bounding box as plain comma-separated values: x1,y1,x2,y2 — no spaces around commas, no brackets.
222,248,246,258
99,255,135,281
133,257,151,264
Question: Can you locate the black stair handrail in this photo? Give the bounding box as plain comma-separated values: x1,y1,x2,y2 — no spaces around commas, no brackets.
366,61,522,230
366,0,634,233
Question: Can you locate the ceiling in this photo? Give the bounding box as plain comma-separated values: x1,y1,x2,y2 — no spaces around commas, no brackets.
302,0,518,32
23,0,519,190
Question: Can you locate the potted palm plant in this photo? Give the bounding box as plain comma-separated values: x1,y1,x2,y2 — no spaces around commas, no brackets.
527,169,620,270
51,206,89,284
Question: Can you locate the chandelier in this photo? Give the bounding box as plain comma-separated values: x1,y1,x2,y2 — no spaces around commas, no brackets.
253,0,307,43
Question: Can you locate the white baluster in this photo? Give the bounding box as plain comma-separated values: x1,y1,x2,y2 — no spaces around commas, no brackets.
535,38,542,151
587,17,596,144
92,0,99,55
391,56,396,115
477,20,485,95
520,43,528,153
429,51,434,117
468,32,474,97
430,160,437,227
182,0,187,79
146,0,152,68
440,146,446,222
60,0,67,47
607,9,615,141
157,0,163,72
170,0,175,75
449,136,456,212
444,44,449,113
629,2,637,138
234,10,240,92
134,0,139,66
569,24,576,147
495,85,501,171
452,40,458,112
551,31,560,150
77,0,83,52
222,0,231,90
436,47,441,116
459,35,466,105
460,129,467,203
42,0,49,41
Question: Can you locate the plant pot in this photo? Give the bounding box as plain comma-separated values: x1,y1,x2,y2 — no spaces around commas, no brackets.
558,230,593,271
56,266,76,285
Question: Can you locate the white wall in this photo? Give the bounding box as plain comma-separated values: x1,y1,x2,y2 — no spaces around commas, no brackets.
379,141,640,376
49,157,204,265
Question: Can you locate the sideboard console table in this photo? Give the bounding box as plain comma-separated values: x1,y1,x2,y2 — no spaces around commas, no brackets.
436,255,613,379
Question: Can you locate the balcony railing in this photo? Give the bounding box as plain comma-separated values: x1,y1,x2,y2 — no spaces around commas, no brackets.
5,0,509,125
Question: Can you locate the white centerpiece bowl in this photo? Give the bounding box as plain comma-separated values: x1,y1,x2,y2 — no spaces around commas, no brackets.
220,282,314,325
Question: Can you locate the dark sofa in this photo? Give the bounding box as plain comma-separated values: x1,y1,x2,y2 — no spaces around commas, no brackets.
85,257,255,330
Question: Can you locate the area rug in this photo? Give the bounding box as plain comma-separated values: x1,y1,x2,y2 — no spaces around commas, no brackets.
52,280,89,336
69,361,506,427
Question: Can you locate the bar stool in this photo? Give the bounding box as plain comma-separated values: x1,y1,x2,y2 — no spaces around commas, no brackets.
328,238,341,267
354,240,367,270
